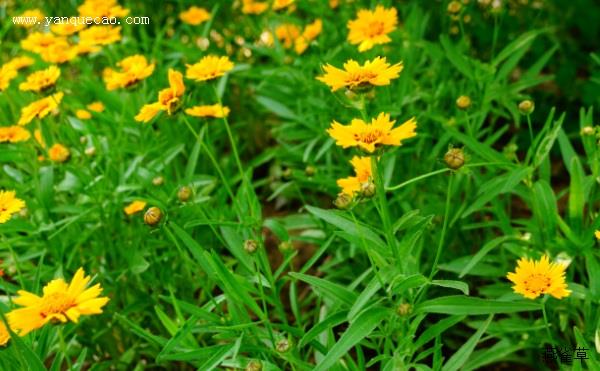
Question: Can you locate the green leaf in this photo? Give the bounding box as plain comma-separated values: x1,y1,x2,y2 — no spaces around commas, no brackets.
314,307,390,371
442,315,493,371
256,95,299,121
415,296,541,315
430,280,469,295
414,315,466,350
459,236,519,278
289,272,357,306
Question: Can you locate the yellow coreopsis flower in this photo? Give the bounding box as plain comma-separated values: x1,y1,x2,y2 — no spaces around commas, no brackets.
48,143,70,163
347,6,397,52
0,190,26,224
76,109,92,120
7,268,110,336
186,55,234,82
179,6,211,25
4,56,35,71
87,102,105,113
295,19,322,54
124,200,147,215
79,26,122,46
273,0,295,11
0,126,31,143
21,32,66,54
51,23,86,36
18,92,64,126
507,255,571,300
185,104,230,118
78,0,129,18
39,42,79,64
135,69,185,123
19,66,61,92
327,113,417,153
317,57,403,92
15,8,44,28
0,66,18,91
0,320,9,346
103,55,155,90
275,24,301,49
242,0,268,14
595,230,600,240
337,156,372,196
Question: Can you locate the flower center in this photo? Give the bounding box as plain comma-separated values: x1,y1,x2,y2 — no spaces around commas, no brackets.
40,292,74,318
355,130,382,144
366,21,385,37
523,274,552,294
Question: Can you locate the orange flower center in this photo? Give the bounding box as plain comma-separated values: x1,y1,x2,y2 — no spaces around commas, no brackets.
354,130,382,144
40,293,74,318
523,274,552,295
365,21,385,37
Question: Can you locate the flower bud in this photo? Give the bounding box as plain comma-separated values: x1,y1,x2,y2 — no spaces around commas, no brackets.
152,176,164,186
397,303,412,316
444,148,465,169
360,180,376,198
448,1,462,13
85,146,96,156
581,126,595,136
177,186,192,202
244,239,258,254
245,360,263,371
275,338,291,353
518,100,534,115
144,207,162,226
456,95,471,110
278,241,294,252
305,165,316,177
333,193,352,209
282,168,292,180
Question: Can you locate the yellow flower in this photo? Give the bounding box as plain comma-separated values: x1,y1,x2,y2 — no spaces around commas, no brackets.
0,126,31,143
19,65,61,92
347,6,397,52
185,104,230,118
507,255,571,300
21,32,66,54
337,156,372,196
48,143,70,163
179,6,211,25
0,66,17,91
78,0,129,18
0,190,26,224
76,109,92,120
273,0,295,10
317,57,403,92
79,26,122,46
135,69,185,123
4,56,35,71
7,268,109,336
15,9,44,28
327,112,417,153
103,55,155,90
39,42,79,64
18,92,64,126
124,200,147,215
0,320,9,346
186,55,234,82
51,23,86,36
329,0,340,9
295,19,322,54
242,0,268,14
275,24,301,49
34,129,46,148
596,230,600,240
87,102,105,113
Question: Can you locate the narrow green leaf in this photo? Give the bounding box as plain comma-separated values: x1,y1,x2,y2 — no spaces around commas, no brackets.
442,315,493,371
415,296,541,315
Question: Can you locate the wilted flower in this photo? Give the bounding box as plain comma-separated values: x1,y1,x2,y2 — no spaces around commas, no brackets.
327,112,417,153
347,6,397,52
317,57,403,92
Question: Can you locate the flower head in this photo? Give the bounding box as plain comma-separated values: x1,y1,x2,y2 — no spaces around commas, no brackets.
21,32,66,54
19,66,61,92
51,23,86,36
4,56,35,71
337,156,372,196
0,65,17,91
295,19,322,54
0,191,26,224
186,55,234,82
124,200,147,215
78,0,129,19
275,24,301,49
347,6,397,52
15,9,44,28
18,92,64,126
135,69,185,123
135,102,164,123
0,320,9,346
273,0,295,10
316,57,403,92
79,26,122,46
507,255,571,300
327,113,417,153
103,55,155,90
76,109,92,120
185,104,230,118
242,0,268,14
7,268,109,336
0,126,31,143
87,102,105,113
48,143,70,163
179,6,211,25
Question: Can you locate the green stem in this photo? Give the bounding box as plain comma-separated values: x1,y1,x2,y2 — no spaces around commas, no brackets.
371,156,398,261
542,297,556,346
428,174,453,280
212,85,245,185
526,114,534,145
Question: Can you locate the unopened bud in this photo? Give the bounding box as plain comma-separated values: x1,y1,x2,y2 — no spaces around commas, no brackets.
448,1,462,13
444,148,465,169
305,165,316,177
244,239,258,254
456,95,471,109
85,146,96,156
397,303,412,316
334,193,352,209
245,360,263,371
275,338,291,353
518,100,534,115
278,241,294,252
360,181,376,198
581,126,594,136
152,176,164,186
144,207,162,226
177,186,192,202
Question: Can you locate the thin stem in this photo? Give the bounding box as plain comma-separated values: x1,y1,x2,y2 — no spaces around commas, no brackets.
371,156,398,261
526,114,534,145
542,297,556,346
428,174,453,280
212,85,245,184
